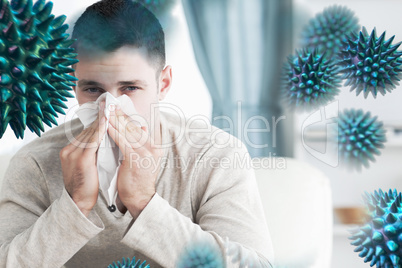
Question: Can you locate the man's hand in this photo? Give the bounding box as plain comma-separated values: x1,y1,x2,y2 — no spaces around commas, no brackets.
59,103,106,217
107,105,164,219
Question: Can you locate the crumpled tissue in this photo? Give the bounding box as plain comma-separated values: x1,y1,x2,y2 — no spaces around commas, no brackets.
75,92,139,212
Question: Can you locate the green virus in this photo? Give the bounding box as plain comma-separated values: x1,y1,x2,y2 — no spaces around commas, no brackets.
338,109,386,171
0,0,78,139
350,189,402,267
300,5,360,59
177,240,224,268
282,48,341,110
338,27,402,98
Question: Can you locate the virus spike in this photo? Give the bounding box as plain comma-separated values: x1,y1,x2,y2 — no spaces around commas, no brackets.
41,64,57,75
0,1,12,24
21,16,35,33
37,14,54,33
14,0,33,20
372,231,384,242
380,198,387,208
391,202,399,213
51,15,66,28
47,36,65,48
51,104,65,115
50,24,68,38
3,22,20,42
373,218,384,229
385,225,397,237
107,257,149,268
390,254,400,265
32,0,44,13
28,101,43,118
0,74,11,86
359,247,369,257
35,1,53,22
43,111,57,125
39,48,55,59
386,213,397,224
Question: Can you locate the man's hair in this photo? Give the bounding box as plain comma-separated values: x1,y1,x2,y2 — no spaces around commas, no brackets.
72,0,166,74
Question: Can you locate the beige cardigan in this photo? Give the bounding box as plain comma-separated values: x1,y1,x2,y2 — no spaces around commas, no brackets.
0,111,274,267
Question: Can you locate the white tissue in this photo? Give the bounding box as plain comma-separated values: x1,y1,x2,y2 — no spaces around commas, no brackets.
75,92,139,210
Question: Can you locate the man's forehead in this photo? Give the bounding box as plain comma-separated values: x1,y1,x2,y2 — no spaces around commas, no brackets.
76,46,150,65
77,79,148,87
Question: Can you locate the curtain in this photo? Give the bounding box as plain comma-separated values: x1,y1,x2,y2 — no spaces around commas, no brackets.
181,0,293,157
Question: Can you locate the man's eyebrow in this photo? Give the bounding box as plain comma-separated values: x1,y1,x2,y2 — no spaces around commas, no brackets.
78,80,104,87
118,80,148,87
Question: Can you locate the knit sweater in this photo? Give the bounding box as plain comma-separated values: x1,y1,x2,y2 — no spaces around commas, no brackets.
0,111,274,267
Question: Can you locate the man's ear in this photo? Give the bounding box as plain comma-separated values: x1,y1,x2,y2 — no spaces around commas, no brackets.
158,65,172,101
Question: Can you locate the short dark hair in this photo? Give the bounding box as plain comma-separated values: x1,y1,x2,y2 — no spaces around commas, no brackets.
72,0,165,74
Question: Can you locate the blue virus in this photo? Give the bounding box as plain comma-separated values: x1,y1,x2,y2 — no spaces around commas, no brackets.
349,189,402,267
177,241,224,268
136,0,178,33
338,109,386,171
136,0,177,17
107,257,149,268
301,5,360,59
282,48,341,110
0,0,78,139
338,27,402,98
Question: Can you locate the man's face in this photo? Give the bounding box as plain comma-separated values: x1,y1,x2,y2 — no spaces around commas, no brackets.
73,46,169,125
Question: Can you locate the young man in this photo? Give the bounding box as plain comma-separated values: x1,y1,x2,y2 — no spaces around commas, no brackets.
0,0,274,267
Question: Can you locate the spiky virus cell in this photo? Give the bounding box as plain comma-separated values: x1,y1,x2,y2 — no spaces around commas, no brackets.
177,241,224,268
349,189,402,267
224,237,271,268
0,0,78,139
282,49,341,110
136,0,177,17
108,257,149,268
338,109,386,171
300,5,360,59
338,27,402,98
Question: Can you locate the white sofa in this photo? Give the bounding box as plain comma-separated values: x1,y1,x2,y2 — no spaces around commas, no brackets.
254,157,333,268
0,155,333,267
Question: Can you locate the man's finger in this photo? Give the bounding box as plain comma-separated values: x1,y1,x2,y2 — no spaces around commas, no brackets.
109,108,147,146
84,114,107,151
107,121,133,156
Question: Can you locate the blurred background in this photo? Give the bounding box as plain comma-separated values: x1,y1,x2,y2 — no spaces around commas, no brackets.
1,0,402,267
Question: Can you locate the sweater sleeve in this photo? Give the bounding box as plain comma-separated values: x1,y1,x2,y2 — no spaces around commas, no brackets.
121,142,275,267
0,153,104,268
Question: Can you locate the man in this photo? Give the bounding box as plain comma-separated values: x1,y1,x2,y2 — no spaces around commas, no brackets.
0,0,274,267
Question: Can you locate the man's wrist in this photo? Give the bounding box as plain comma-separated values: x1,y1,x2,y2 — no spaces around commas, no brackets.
126,194,155,220
80,208,91,217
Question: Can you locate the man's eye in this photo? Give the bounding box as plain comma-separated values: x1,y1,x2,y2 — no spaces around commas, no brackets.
125,86,140,92
85,88,101,93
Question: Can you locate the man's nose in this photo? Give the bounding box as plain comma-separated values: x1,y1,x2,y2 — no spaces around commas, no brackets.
108,90,122,98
